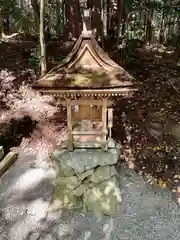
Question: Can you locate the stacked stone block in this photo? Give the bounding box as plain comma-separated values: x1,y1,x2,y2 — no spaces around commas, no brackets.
51,141,122,216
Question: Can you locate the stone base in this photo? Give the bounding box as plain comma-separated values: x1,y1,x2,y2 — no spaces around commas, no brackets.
83,176,121,216
51,142,121,216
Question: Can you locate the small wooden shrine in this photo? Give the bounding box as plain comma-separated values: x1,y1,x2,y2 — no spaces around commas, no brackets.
33,9,137,151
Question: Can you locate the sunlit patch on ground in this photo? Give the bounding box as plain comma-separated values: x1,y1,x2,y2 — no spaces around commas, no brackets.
12,168,48,192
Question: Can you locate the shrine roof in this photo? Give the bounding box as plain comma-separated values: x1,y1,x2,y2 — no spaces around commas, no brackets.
32,33,136,93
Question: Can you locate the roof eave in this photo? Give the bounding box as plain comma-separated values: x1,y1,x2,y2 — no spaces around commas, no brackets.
32,85,138,98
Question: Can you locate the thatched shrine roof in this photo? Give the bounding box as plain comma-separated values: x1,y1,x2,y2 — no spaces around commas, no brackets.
32,32,137,97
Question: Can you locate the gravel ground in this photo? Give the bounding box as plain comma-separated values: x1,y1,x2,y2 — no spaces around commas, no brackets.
0,150,180,240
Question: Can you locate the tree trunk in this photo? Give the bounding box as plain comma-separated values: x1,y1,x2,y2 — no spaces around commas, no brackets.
88,0,101,38
56,0,61,34
174,18,180,62
116,0,127,66
116,0,123,45
0,8,5,38
40,0,47,76
145,8,153,45
159,7,165,44
87,0,91,8
20,0,24,9
101,0,105,45
121,0,127,37
107,0,110,34
64,0,82,39
31,0,40,34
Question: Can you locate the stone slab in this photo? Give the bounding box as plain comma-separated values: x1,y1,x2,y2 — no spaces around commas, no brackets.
73,183,89,197
83,176,122,216
52,148,120,174
54,176,80,191
52,150,75,177
77,169,94,182
52,188,78,210
88,166,117,184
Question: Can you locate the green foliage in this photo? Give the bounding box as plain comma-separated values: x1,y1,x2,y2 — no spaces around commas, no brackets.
55,13,65,36
0,0,21,30
28,46,41,70
126,23,145,41
0,0,18,14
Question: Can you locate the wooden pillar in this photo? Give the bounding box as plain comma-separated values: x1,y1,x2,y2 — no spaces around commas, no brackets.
67,99,73,151
108,108,113,138
102,98,108,151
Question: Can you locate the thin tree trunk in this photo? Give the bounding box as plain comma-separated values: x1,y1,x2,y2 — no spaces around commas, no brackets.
145,8,153,45
175,44,180,63
144,9,147,41
121,0,127,37
159,6,165,44
61,0,65,32
116,0,126,66
166,14,172,44
174,18,180,62
89,0,101,37
107,0,110,34
31,0,40,34
116,0,123,45
20,0,24,9
101,0,105,46
40,0,47,76
0,8,5,38
56,0,61,34
64,0,82,39
87,0,91,8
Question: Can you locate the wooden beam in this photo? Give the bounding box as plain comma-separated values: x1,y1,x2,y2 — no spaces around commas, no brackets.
66,99,73,151
60,100,114,106
38,87,138,94
72,130,108,135
70,99,103,106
